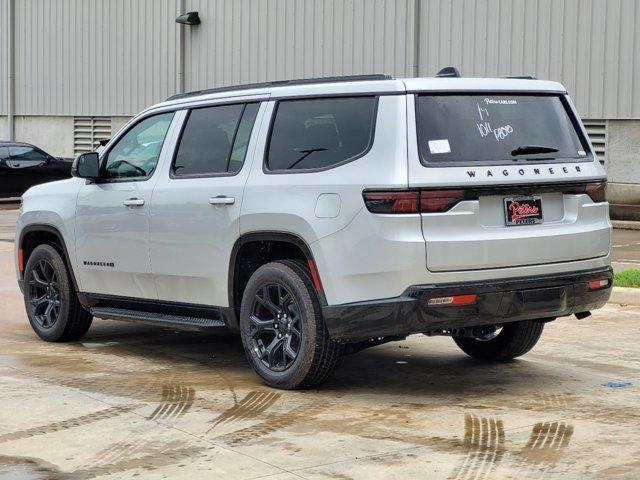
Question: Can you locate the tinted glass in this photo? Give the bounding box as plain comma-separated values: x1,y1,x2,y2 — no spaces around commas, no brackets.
173,103,258,176
9,147,47,161
267,97,376,171
104,112,174,179
416,95,588,165
0,147,10,160
229,103,260,173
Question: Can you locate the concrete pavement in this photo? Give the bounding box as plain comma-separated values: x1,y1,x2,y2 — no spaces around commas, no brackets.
0,206,18,243
1,238,640,478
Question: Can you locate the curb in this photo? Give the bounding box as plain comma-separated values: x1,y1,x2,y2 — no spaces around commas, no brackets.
612,220,640,231
608,287,640,306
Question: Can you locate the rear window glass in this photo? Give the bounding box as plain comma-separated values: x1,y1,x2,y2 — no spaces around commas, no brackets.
416,94,589,166
266,96,377,171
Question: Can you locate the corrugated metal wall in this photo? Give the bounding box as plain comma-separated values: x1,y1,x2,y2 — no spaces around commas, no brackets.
183,0,416,91
418,0,640,120
1,0,639,118
11,0,179,116
0,0,8,115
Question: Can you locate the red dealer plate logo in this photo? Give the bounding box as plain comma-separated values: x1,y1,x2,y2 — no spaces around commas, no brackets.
504,196,543,226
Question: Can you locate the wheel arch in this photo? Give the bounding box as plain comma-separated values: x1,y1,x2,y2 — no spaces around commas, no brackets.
18,224,80,294
227,231,326,332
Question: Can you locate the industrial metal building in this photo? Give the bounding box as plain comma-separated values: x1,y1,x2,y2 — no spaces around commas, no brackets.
1,0,639,210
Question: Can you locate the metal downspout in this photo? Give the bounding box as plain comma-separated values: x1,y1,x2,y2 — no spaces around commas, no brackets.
177,0,185,94
7,0,15,140
413,0,421,78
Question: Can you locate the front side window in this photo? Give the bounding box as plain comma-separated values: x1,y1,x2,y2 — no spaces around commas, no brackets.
416,94,589,166
266,96,377,171
9,147,47,161
103,112,174,179
172,102,260,176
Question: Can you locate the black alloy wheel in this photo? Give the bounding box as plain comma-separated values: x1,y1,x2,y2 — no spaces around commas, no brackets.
249,283,302,372
23,244,93,342
239,260,343,389
28,259,61,329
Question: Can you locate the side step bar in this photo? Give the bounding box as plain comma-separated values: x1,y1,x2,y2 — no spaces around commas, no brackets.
90,307,226,331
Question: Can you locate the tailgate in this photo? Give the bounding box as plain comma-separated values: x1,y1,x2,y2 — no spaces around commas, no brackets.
421,185,610,271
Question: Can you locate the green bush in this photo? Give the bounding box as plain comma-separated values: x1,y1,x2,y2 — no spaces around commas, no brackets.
613,269,640,288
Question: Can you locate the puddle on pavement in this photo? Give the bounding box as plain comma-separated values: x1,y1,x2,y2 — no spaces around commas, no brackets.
0,455,62,480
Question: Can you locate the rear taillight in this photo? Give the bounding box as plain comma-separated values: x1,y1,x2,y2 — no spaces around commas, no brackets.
585,182,606,203
420,189,466,213
362,191,419,214
363,189,467,214
364,181,607,214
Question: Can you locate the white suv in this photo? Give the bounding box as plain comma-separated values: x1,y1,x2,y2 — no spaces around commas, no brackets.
16,72,612,389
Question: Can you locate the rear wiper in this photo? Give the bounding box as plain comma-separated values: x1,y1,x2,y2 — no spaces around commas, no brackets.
287,148,328,169
511,145,559,156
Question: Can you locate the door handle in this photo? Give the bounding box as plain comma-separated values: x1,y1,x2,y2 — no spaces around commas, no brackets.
209,196,235,205
123,197,145,207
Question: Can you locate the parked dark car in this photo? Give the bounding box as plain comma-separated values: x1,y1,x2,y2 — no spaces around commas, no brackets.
0,142,73,198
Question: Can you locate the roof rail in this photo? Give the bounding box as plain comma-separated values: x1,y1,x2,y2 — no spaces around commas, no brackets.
435,66,461,78
503,75,537,80
166,74,394,101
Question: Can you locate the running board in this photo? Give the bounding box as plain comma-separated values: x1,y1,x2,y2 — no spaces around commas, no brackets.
90,307,226,331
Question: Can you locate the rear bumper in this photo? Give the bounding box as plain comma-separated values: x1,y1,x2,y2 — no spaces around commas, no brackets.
322,267,613,343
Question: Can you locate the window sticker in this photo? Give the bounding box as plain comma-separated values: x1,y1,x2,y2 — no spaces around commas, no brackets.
428,139,451,154
578,150,587,156
484,98,517,105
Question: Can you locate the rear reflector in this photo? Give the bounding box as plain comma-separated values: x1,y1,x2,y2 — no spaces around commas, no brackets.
18,248,24,272
588,278,610,290
428,294,477,306
306,259,323,293
585,182,606,203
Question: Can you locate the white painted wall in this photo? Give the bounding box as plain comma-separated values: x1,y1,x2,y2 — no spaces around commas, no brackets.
13,116,74,158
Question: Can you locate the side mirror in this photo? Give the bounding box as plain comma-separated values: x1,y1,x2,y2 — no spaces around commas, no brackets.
71,152,100,179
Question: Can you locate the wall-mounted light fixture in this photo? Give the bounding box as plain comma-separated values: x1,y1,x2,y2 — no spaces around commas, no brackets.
175,9,200,95
175,11,200,26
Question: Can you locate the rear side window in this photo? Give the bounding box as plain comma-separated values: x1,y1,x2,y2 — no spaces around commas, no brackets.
266,96,377,172
9,146,47,161
416,94,589,166
173,102,260,176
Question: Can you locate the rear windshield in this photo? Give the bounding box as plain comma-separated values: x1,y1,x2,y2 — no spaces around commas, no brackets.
416,94,589,166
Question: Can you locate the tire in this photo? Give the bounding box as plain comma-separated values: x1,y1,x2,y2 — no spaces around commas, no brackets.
23,244,93,342
239,260,343,389
452,320,544,361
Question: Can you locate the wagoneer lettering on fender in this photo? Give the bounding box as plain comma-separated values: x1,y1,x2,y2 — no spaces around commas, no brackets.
16,70,612,389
